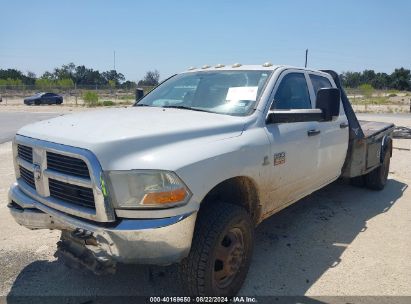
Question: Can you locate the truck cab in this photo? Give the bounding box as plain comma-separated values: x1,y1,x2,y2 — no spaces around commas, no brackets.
7,64,393,296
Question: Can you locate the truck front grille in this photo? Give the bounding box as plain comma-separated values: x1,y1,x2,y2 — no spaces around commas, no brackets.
14,136,114,222
17,144,33,163
49,178,95,209
19,166,35,188
47,151,90,178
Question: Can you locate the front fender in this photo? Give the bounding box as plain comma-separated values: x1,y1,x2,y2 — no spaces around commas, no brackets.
175,128,270,207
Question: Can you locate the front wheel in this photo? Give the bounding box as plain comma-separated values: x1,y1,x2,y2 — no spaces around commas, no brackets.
180,203,254,296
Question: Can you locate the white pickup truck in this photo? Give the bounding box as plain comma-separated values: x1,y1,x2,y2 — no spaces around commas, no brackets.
8,64,394,296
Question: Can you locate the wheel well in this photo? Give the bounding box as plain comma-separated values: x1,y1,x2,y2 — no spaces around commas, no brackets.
199,176,261,224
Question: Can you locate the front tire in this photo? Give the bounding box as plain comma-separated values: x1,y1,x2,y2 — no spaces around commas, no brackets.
180,203,254,296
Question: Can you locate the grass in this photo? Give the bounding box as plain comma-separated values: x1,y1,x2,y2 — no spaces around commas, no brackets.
351,96,390,105
83,99,133,107
118,95,135,100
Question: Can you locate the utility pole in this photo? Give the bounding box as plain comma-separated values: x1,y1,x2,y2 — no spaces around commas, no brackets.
113,50,116,71
305,49,308,68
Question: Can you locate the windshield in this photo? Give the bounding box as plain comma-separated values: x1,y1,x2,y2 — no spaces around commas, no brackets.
136,70,272,116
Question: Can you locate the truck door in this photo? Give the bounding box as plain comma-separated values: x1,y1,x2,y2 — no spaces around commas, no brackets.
308,73,349,185
263,71,320,214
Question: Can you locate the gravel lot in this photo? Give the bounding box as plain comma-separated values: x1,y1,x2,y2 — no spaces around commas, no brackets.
0,111,410,300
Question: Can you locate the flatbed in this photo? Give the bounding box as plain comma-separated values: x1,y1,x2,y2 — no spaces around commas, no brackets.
323,70,395,180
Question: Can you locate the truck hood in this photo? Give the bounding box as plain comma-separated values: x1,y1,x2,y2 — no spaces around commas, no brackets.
18,107,247,169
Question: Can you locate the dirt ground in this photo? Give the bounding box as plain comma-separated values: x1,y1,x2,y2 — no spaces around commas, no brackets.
0,112,410,300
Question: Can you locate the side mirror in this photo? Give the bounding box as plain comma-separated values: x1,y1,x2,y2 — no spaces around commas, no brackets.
136,88,145,101
316,88,340,121
267,109,324,124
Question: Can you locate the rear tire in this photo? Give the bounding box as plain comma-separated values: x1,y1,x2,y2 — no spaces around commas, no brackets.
180,202,254,296
365,150,390,190
350,175,365,187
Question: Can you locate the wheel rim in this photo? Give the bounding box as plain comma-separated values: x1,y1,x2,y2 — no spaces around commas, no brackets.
213,227,245,289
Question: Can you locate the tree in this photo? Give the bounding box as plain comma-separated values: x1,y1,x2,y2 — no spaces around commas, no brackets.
359,84,374,98
370,73,390,90
74,65,105,86
138,70,160,86
362,70,376,84
340,71,362,88
120,80,137,89
0,78,23,88
57,78,74,89
82,91,99,106
0,68,24,80
40,71,55,80
102,70,125,85
35,78,54,90
53,62,76,81
25,71,37,85
390,68,411,91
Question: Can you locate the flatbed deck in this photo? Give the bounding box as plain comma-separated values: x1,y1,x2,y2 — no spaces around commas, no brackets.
359,120,395,138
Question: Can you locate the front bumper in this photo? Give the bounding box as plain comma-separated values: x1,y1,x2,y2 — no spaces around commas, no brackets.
8,183,197,265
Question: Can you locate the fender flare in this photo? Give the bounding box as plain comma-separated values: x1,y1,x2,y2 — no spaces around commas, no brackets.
380,135,392,163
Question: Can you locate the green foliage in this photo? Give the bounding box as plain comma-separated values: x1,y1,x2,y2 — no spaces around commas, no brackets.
351,96,390,106
1,63,128,87
82,91,99,106
0,78,23,88
390,68,411,91
118,95,134,100
388,93,397,97
57,78,74,89
103,70,125,86
102,100,114,106
108,80,116,89
35,78,54,90
359,84,374,97
117,100,133,106
138,70,160,86
120,80,137,89
341,68,411,91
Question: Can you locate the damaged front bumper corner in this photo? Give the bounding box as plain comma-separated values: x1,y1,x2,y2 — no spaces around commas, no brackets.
8,183,197,267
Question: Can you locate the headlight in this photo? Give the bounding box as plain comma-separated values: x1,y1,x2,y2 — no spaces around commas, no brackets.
106,170,191,209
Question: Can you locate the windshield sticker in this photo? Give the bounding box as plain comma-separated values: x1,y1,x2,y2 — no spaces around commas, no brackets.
226,86,258,101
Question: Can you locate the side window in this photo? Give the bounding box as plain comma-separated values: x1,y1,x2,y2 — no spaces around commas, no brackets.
272,73,311,109
309,74,332,97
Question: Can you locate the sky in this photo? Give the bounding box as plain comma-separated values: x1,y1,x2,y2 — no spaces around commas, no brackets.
1,0,410,82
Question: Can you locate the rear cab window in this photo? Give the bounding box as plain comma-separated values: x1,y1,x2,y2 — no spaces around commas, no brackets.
309,74,333,97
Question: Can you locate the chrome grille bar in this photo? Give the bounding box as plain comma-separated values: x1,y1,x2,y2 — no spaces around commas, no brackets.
13,135,115,222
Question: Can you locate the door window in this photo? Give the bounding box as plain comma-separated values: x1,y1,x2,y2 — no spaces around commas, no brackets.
272,73,311,109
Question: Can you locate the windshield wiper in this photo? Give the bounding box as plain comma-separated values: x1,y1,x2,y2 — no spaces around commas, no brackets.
135,103,151,107
162,105,212,113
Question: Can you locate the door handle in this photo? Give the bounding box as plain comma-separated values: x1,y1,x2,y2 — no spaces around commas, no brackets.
307,129,321,136
340,122,349,129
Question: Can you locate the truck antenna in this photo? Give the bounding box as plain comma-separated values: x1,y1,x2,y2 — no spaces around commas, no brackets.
305,49,308,68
